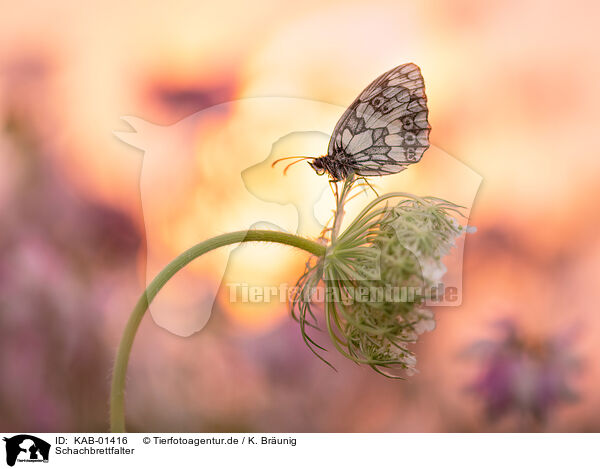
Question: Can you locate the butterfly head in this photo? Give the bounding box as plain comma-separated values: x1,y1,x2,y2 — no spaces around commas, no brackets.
309,155,352,181
308,156,327,176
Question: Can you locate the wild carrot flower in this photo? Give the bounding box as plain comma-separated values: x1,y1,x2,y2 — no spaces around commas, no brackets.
292,179,473,377
110,177,475,431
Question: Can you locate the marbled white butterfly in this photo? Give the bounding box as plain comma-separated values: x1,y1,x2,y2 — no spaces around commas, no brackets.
280,63,430,181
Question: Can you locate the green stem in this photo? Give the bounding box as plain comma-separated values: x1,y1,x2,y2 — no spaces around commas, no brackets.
110,229,325,432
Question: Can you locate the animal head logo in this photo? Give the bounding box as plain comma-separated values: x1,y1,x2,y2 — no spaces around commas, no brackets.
114,97,481,337
3,435,51,466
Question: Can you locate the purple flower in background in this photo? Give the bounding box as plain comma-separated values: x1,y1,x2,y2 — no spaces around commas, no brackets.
465,319,580,426
0,106,141,431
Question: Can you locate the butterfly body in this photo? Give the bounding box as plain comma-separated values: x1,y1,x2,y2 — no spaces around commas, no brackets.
309,152,354,181
312,63,430,181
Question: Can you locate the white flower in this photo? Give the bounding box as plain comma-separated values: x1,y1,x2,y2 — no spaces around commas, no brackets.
418,257,447,285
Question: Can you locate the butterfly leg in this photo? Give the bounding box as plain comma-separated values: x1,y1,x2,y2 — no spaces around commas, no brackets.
357,176,379,197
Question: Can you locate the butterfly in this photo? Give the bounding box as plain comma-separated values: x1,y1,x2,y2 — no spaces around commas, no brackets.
275,63,430,181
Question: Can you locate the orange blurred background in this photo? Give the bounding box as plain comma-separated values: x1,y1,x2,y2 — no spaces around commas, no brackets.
1,0,599,431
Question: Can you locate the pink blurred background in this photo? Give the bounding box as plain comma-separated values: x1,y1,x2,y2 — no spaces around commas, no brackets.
1,0,599,432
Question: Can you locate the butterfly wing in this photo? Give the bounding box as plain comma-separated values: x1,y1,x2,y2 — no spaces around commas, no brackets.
327,63,430,176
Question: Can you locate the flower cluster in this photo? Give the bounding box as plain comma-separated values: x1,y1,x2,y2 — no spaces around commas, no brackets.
292,181,472,377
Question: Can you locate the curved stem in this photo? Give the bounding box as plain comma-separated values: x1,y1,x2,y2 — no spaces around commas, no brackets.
110,230,325,432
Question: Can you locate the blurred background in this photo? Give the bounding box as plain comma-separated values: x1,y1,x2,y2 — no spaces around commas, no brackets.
1,0,599,432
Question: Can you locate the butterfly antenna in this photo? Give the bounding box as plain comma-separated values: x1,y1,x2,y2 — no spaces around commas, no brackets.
282,158,312,175
271,156,316,174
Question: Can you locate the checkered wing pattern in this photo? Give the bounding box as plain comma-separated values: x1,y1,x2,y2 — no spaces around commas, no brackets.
327,63,430,176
